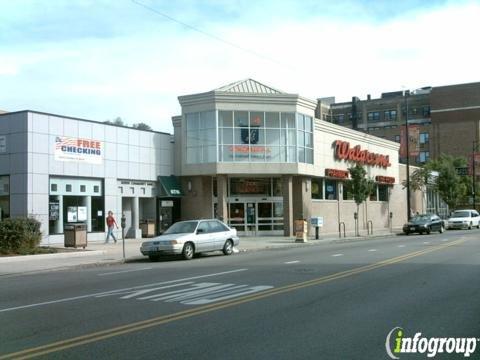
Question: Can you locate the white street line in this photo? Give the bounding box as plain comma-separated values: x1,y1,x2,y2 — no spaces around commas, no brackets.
368,249,377,252
98,267,153,276
398,245,405,248
332,254,344,257
284,261,300,264
442,239,449,242
0,268,248,313
423,242,430,245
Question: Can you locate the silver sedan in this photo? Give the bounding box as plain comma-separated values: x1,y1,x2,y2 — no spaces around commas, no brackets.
140,219,239,261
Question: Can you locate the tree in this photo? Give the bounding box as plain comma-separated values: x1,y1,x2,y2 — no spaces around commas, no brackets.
104,117,125,126
132,122,152,131
348,164,375,236
405,155,470,210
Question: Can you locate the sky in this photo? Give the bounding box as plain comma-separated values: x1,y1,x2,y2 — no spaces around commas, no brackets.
1,0,479,133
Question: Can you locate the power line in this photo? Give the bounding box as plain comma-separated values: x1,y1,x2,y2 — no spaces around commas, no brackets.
130,0,294,70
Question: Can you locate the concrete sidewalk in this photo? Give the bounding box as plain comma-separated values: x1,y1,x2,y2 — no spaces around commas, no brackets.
0,229,401,276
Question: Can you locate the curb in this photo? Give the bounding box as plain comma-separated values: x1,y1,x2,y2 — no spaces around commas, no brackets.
0,250,105,263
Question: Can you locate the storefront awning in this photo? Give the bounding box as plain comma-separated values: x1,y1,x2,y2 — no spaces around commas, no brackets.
158,176,184,197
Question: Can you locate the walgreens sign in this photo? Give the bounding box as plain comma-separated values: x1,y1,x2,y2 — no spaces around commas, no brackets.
334,140,391,168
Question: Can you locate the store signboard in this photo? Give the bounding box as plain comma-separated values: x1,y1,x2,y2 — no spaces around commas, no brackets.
55,137,103,164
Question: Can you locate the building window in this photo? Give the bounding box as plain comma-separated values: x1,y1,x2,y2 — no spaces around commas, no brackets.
141,187,146,195
367,111,380,122
394,135,401,143
118,186,123,194
325,180,337,200
378,185,389,201
51,184,58,192
423,106,431,117
94,185,99,193
311,178,323,200
66,184,72,192
80,185,86,193
384,110,397,121
420,132,429,144
334,114,345,124
418,151,430,163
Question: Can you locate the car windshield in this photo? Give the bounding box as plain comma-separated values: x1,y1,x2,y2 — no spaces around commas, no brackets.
411,215,431,222
451,211,470,218
163,221,198,235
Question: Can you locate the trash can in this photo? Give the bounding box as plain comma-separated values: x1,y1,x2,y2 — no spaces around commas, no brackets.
295,219,308,243
140,219,156,238
64,223,87,249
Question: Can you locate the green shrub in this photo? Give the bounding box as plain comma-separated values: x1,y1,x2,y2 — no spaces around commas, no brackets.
0,217,42,254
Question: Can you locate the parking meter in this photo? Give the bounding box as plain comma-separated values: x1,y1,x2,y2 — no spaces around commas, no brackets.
121,213,126,261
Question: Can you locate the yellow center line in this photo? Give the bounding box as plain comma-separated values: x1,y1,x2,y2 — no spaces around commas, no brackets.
0,238,466,360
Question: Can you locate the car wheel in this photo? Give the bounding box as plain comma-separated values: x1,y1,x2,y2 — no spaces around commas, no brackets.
148,255,159,261
425,227,431,235
223,239,233,255
403,231,410,235
182,242,195,260
468,222,472,230
439,225,444,234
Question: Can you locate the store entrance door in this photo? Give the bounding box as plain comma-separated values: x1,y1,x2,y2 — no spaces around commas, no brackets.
158,207,173,234
227,199,283,236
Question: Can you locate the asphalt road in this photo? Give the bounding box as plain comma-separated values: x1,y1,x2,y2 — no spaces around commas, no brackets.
1,230,479,359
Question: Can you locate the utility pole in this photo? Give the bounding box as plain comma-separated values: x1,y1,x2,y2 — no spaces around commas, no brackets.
473,141,478,210
404,90,411,220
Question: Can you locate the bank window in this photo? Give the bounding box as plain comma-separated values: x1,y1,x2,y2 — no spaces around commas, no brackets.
325,180,337,200
378,185,389,201
51,184,58,192
219,111,233,127
80,185,86,193
420,133,429,144
66,184,72,192
367,111,380,122
118,186,123,194
94,185,99,193
311,178,323,200
342,181,354,200
130,187,135,194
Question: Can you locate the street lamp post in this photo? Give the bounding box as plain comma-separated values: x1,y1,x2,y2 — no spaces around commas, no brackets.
404,91,412,220
473,140,478,210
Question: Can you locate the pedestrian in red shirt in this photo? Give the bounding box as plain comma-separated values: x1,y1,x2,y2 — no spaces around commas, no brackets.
105,211,118,244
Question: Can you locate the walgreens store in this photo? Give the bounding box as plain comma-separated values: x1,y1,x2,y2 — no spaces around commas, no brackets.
174,79,412,237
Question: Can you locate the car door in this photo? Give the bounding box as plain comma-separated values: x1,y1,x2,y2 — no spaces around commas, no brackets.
208,220,229,250
194,221,212,252
473,211,480,226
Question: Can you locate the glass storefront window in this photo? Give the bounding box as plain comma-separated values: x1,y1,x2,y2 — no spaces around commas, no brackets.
215,111,313,164
265,112,280,128
370,185,378,201
219,110,233,127
343,181,354,200
325,180,337,200
186,110,218,164
378,185,389,201
272,178,282,196
311,178,323,200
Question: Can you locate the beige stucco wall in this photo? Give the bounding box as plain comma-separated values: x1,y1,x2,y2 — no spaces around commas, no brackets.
180,176,213,220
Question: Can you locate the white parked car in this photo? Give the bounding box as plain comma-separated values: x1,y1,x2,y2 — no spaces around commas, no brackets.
140,219,239,261
447,210,480,230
